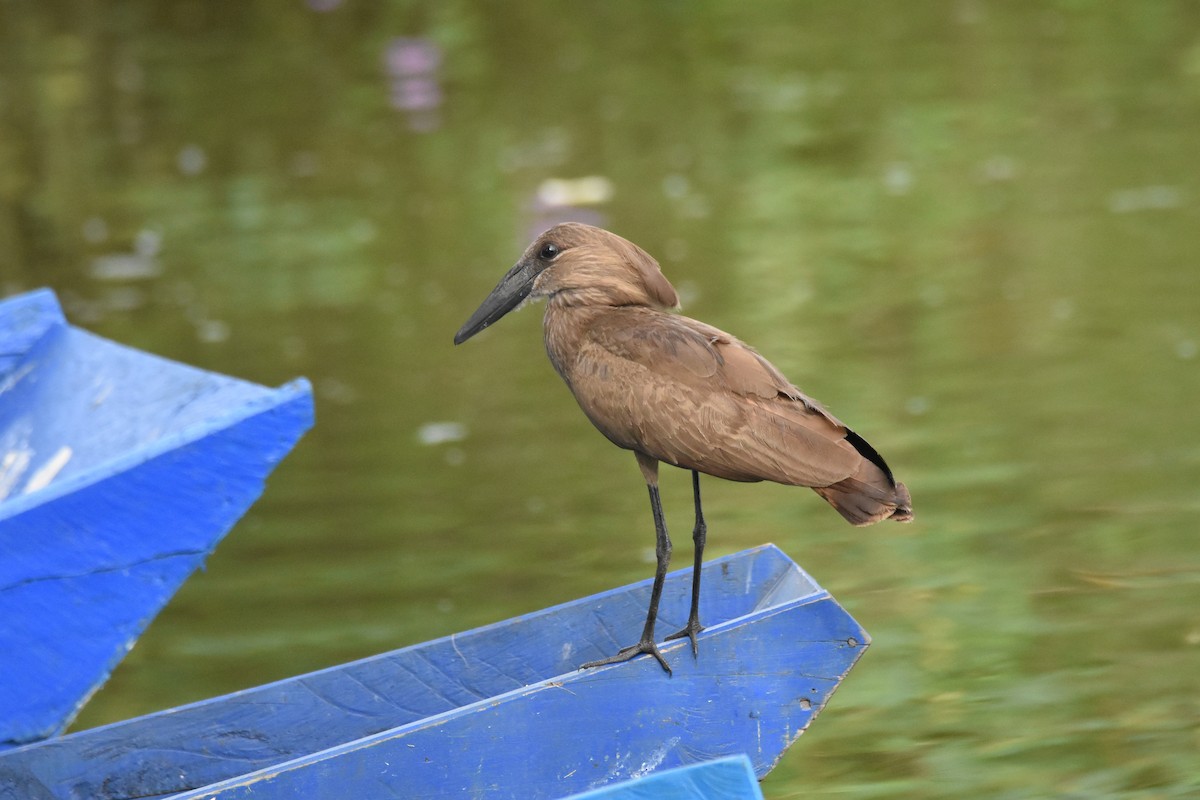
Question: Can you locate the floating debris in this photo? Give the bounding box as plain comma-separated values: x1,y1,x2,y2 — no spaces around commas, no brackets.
416,421,467,446
89,255,161,282
662,174,689,200
82,217,109,244
89,228,164,282
1107,185,1183,214
195,319,231,344
529,176,613,239
906,396,931,416
537,176,614,207
318,377,359,406
980,155,1018,182
883,162,913,195
177,144,207,176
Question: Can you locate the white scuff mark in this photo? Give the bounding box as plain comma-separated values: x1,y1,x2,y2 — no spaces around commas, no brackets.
92,380,114,407
585,752,625,791
24,446,73,494
629,736,680,779
560,641,573,662
0,362,36,396
0,449,32,501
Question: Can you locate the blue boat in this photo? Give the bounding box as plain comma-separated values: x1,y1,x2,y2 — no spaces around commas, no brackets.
0,544,868,800
559,754,763,800
0,288,314,750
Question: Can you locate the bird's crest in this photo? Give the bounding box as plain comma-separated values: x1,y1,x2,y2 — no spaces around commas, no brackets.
605,233,679,310
534,223,679,310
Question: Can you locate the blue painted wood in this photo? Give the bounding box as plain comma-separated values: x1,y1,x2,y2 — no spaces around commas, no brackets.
0,545,868,800
0,288,314,750
557,755,763,800
0,289,63,378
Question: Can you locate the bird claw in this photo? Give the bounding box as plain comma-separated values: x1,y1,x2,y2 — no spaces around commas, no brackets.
664,620,704,657
582,639,672,675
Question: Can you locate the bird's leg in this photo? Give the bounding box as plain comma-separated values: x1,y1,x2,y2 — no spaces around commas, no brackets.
666,470,706,655
582,454,673,674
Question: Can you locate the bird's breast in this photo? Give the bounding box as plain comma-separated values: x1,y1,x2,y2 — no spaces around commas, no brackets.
542,306,645,451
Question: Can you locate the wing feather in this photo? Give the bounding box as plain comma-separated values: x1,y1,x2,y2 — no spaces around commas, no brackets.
572,309,864,487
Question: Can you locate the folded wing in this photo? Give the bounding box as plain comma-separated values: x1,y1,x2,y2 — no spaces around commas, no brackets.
571,309,912,525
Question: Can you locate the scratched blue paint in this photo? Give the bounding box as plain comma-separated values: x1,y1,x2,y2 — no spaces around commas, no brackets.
0,289,314,750
558,755,763,800
0,545,869,800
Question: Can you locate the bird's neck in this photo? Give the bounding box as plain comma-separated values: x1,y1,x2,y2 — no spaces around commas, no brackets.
542,301,606,388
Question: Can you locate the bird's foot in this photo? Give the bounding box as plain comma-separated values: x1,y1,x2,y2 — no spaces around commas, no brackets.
582,638,672,675
665,619,704,657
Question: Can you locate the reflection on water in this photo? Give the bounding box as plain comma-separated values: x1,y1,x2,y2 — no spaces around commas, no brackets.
3,3,1199,797
384,36,443,131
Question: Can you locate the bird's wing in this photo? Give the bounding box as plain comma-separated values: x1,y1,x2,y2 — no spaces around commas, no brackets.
599,313,838,411
577,310,863,486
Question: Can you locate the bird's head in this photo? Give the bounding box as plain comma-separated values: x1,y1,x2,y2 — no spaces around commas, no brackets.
454,223,679,344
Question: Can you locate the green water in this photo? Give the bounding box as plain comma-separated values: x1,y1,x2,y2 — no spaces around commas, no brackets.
4,3,1199,797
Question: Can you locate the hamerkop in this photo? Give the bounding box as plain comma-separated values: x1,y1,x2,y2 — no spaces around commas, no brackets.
454,223,912,674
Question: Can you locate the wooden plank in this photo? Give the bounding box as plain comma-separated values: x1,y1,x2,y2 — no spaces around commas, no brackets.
558,754,763,800
0,545,868,800
0,288,314,749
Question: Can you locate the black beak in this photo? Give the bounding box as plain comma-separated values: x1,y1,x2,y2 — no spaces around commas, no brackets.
453,260,537,344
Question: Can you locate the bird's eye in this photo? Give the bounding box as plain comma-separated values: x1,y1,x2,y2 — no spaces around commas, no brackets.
539,242,561,260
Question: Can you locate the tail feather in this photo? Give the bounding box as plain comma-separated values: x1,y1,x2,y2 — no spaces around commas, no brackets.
890,481,914,522
814,478,912,526
813,429,913,526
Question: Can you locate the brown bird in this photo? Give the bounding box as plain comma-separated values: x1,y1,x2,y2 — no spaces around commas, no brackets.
454,223,912,674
